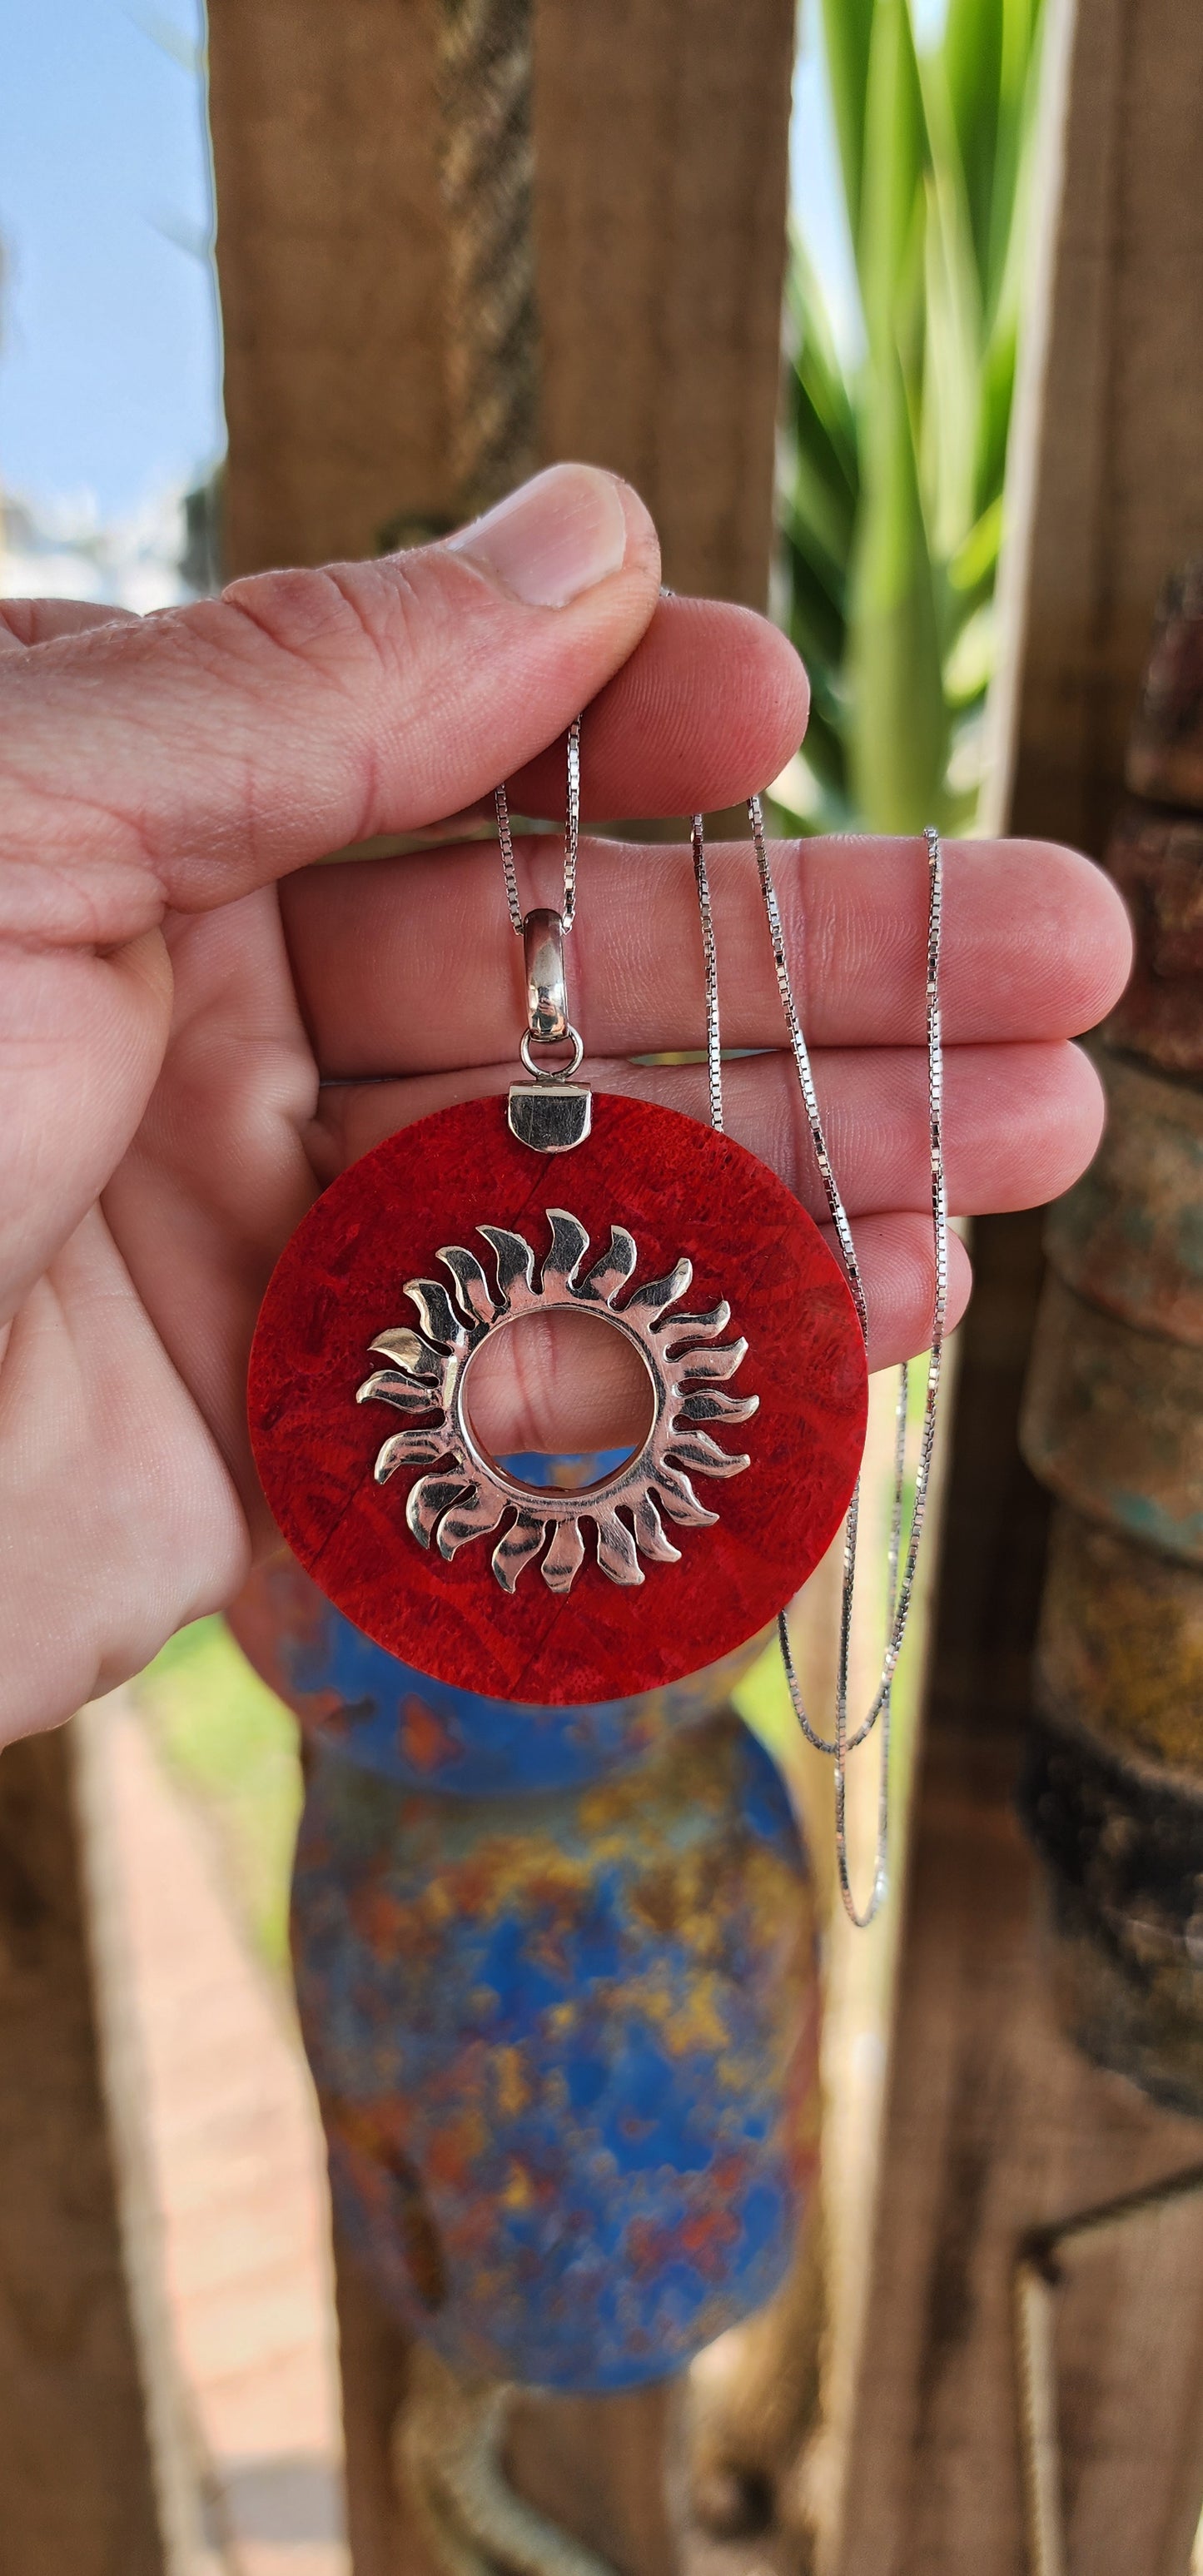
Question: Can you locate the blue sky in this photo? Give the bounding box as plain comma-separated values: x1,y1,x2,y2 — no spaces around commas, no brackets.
0,0,910,524
0,0,221,516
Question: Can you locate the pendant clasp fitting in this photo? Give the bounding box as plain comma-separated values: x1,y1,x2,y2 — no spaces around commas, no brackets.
510,906,591,1151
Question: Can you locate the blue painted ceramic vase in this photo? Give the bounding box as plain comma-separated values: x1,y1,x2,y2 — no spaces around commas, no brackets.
292,1713,819,2390
229,1547,768,1796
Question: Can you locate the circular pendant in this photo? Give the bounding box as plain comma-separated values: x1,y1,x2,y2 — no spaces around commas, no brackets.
248,1092,867,1703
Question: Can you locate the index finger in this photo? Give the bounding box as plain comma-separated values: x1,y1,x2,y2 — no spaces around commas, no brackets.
505,594,809,819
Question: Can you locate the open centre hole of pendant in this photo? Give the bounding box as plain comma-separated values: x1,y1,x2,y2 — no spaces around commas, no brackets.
456,1306,659,1495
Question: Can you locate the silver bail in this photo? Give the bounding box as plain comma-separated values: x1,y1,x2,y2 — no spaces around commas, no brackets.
523,907,569,1043
510,905,591,1152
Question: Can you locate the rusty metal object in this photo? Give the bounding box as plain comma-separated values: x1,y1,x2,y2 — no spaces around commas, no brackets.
397,2348,624,2574
1126,559,1203,810
1103,808,1203,1077
1044,1051,1203,1345
1036,1508,1203,1783
1021,558,1203,2111
1014,2156,1203,2576
1022,1710,1203,2118
1020,1276,1203,1565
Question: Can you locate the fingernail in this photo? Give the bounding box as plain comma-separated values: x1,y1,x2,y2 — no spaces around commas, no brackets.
445,464,629,607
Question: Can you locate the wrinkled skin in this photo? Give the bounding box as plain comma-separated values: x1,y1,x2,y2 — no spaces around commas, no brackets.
0,465,1131,1740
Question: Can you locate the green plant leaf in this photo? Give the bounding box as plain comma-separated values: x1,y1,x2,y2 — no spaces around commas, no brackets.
780,0,1041,833
987,0,1044,322
790,417,858,574
783,523,847,674
819,0,877,249
942,0,1004,300
857,0,927,351
974,310,1017,515
787,243,860,544
841,0,947,829
945,599,997,707
799,692,851,801
848,346,948,830
918,58,984,564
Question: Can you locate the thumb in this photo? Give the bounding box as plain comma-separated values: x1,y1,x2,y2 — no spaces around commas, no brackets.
0,465,661,938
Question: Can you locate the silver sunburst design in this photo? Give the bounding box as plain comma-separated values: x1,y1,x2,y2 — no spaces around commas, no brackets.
355,1210,757,1594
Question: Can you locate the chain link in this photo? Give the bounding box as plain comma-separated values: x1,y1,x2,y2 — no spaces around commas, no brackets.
495,714,582,934
696,802,948,1927
492,752,947,1927
691,813,724,1135
563,713,580,930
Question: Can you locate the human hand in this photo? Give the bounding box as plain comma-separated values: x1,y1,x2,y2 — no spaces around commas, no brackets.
0,464,1131,1740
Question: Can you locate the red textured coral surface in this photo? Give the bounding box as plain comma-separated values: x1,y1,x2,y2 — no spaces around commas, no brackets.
248,1093,867,1703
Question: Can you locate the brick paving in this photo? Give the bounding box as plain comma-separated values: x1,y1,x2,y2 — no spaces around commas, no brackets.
101,1695,348,2576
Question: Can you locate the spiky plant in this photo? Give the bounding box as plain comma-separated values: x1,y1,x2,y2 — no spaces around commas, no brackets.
778,0,1045,833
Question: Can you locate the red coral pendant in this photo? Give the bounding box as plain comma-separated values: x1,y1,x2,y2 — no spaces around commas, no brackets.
248,1092,867,1704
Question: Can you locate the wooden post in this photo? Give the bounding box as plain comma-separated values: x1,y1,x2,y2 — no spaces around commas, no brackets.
207,0,794,604
534,0,796,608
988,0,1203,851
840,1698,1203,2576
206,0,454,576
505,2386,679,2576
0,1727,175,2576
840,0,1203,2566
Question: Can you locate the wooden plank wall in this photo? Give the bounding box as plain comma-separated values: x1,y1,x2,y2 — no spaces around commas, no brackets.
992,0,1203,856
842,2,1203,2569
206,0,453,579
208,0,795,606
534,0,796,608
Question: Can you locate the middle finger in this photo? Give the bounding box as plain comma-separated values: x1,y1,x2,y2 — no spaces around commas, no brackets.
281,829,1130,1076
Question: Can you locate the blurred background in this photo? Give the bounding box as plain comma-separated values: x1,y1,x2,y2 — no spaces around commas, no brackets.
2,3,1202,2574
